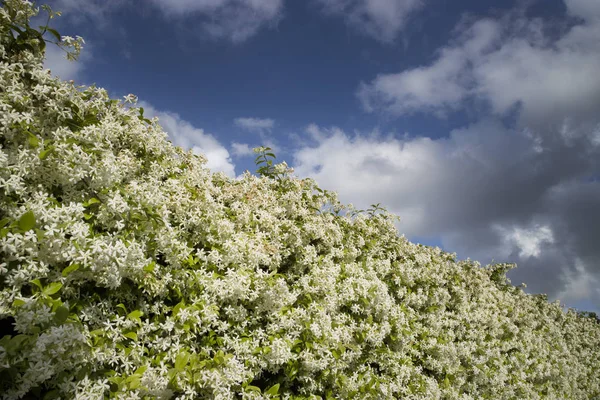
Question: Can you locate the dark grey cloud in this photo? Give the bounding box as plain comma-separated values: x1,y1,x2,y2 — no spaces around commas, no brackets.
294,0,600,312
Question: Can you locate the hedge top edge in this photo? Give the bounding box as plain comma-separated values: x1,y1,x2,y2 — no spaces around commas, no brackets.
0,1,599,399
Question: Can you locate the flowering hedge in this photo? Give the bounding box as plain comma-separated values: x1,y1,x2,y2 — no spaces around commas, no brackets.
0,1,599,399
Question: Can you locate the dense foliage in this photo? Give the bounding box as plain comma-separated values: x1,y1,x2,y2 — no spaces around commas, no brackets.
0,1,599,399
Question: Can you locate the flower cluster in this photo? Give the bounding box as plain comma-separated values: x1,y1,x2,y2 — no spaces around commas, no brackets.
0,2,599,399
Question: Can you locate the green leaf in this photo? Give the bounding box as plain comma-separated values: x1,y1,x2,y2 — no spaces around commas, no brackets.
214,350,225,365
65,118,82,131
175,351,189,371
39,145,56,160
143,261,155,273
35,228,45,242
0,218,9,229
8,334,28,350
129,378,141,390
9,24,24,34
43,282,63,296
442,376,451,388
123,331,138,341
12,298,26,308
18,210,35,231
127,310,143,322
172,301,185,316
61,263,80,277
84,197,101,207
28,132,39,148
51,298,63,310
134,366,148,376
265,383,280,396
46,27,61,42
42,389,60,400
245,386,261,393
55,306,69,324
116,303,127,314
83,113,99,126
30,279,43,291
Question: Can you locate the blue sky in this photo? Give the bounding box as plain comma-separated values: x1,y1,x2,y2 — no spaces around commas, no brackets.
42,0,600,314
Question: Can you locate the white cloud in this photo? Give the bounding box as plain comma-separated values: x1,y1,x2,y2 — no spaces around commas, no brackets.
351,1,600,312
231,142,254,157
149,0,283,43
43,43,88,81
359,2,600,141
474,31,600,130
234,117,275,133
358,19,500,115
557,259,600,304
233,118,280,154
148,0,281,16
48,0,282,43
316,0,424,42
293,120,539,238
140,102,236,177
565,0,600,21
46,0,125,26
291,120,600,311
494,223,555,259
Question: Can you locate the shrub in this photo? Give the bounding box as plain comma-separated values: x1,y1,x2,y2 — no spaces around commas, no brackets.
0,1,598,399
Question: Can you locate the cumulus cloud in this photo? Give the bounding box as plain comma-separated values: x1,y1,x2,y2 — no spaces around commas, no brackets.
293,120,547,238
43,42,91,81
359,1,600,141
47,0,282,43
557,259,600,305
45,0,126,26
345,2,600,312
140,102,236,177
233,117,281,155
565,0,600,20
291,118,600,311
231,142,254,157
493,223,554,259
149,0,283,43
316,0,424,42
357,18,500,115
234,117,275,133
